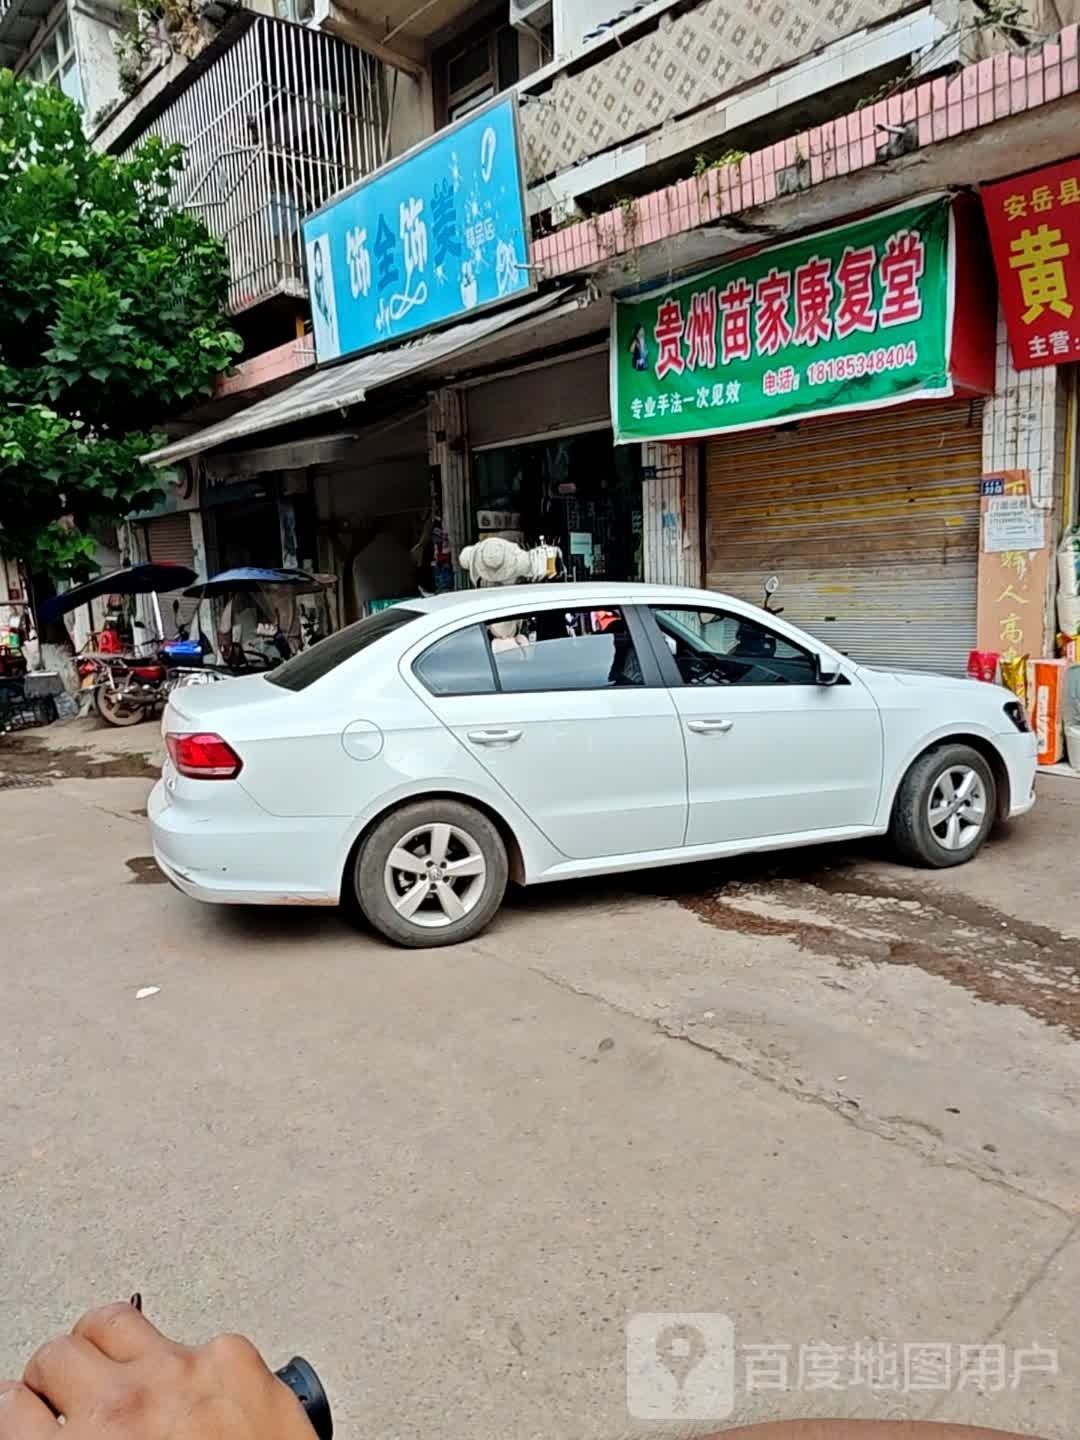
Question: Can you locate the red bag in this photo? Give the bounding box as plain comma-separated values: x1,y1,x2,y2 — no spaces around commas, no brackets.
95,627,123,654
967,650,999,683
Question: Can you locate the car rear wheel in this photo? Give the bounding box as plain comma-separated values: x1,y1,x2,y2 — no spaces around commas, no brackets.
890,743,996,868
352,799,508,948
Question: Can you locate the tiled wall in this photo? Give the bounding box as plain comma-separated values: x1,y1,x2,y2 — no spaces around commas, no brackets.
982,313,1071,514
519,0,917,185
533,23,1080,277
642,441,702,586
981,310,1075,651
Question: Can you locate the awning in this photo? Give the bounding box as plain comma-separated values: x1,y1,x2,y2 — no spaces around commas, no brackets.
143,290,578,468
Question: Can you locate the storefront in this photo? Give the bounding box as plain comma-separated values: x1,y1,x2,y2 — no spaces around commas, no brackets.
127,467,204,639
612,192,997,673
199,476,284,574
309,408,431,625
705,398,985,674
464,346,644,581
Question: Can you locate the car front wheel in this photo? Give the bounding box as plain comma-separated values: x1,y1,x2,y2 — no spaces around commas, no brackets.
890,743,996,868
351,799,508,948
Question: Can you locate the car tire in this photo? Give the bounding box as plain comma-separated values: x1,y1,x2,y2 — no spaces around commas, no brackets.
352,799,508,948
890,743,996,869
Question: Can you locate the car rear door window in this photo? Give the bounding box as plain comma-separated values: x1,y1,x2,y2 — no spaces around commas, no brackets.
413,624,497,696
486,608,644,692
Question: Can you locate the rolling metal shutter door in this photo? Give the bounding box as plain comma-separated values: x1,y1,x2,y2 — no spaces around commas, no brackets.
705,399,984,675
144,512,195,568
466,350,610,449
144,513,197,631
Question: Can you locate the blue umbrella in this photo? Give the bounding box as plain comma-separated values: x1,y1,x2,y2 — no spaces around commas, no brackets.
182,567,329,600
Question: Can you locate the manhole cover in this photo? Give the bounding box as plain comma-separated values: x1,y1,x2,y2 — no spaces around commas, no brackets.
0,774,50,790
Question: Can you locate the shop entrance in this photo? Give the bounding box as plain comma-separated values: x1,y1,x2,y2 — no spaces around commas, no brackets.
206,495,283,573
705,399,984,675
473,430,643,582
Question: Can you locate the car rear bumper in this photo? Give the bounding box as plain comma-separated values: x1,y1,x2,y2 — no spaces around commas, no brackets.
148,777,343,906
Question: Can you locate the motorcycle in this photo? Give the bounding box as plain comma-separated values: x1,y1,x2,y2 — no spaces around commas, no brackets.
49,564,330,727
41,564,198,728
77,651,178,727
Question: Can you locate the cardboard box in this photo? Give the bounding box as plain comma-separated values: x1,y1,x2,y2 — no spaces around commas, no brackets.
1028,658,1068,765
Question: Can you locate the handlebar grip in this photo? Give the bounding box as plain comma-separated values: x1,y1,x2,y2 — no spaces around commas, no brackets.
275,1357,333,1440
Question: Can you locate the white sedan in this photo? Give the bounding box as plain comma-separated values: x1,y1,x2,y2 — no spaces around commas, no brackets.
149,583,1037,948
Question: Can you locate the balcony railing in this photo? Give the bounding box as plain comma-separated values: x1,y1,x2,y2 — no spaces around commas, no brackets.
125,15,389,313
0,0,58,71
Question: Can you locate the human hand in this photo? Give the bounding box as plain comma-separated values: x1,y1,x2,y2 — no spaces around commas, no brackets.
0,1303,316,1440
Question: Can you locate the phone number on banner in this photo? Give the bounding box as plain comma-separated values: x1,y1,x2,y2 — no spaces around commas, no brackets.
807,342,919,386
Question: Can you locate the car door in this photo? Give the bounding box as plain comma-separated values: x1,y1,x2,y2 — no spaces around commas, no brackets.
408,604,687,861
643,605,883,847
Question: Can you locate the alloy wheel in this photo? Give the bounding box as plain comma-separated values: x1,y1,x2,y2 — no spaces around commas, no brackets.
383,822,488,929
927,765,987,851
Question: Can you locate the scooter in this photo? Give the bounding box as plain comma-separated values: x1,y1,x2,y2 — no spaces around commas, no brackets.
42,1298,1041,1440
274,1356,331,1440
264,1353,1042,1440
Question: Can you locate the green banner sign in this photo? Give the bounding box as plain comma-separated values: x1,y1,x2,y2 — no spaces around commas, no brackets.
612,196,954,443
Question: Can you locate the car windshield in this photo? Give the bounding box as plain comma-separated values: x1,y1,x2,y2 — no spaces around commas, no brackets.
267,607,422,692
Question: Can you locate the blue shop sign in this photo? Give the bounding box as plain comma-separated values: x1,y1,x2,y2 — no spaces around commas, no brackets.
302,96,534,364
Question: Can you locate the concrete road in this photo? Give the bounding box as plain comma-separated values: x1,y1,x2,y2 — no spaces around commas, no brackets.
1,733,1078,1440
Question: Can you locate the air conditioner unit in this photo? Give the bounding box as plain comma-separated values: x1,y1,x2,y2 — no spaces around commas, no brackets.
509,0,553,32
275,0,315,23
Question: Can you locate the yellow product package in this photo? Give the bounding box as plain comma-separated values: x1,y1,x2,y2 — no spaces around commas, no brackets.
1000,655,1029,709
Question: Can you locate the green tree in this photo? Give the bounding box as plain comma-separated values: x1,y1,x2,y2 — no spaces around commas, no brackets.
0,71,241,575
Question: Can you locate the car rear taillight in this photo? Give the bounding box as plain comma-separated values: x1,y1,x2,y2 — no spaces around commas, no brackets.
166,732,243,780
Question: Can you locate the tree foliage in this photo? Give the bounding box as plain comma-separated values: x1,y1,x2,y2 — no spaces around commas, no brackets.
0,71,241,574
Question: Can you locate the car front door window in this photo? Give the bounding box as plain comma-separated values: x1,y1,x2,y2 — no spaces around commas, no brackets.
647,606,881,845
653,608,819,687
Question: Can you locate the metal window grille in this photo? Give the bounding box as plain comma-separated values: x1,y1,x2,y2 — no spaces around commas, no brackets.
126,17,389,313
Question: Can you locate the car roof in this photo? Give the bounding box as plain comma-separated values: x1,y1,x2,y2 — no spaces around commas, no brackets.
401,583,850,667
407,582,735,618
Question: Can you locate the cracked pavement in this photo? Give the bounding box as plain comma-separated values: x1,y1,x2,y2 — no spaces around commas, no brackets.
1,742,1077,1439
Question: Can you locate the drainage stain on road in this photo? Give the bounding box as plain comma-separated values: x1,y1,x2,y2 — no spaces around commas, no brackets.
125,856,166,885
675,857,1080,1038
0,737,158,782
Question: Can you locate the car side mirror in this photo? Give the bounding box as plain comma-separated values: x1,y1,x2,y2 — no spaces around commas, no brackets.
814,653,841,686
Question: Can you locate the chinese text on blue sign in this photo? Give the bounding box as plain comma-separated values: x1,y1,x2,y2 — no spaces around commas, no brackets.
302,96,533,364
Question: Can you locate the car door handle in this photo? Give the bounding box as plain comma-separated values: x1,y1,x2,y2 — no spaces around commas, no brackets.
686,719,734,734
467,728,523,746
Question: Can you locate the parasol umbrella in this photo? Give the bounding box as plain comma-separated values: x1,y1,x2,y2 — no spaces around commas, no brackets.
39,563,197,624
182,567,330,600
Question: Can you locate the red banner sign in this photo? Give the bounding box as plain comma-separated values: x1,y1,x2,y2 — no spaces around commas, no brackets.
983,158,1080,370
